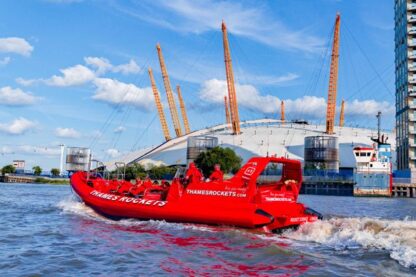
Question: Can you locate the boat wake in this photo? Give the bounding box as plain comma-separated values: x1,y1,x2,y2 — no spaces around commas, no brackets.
57,197,415,268
56,196,217,233
284,217,416,268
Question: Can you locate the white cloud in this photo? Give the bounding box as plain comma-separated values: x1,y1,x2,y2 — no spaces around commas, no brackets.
112,59,141,74
18,145,60,156
84,56,140,75
0,37,33,56
17,57,140,90
55,127,81,138
0,57,11,65
198,78,393,119
17,64,96,87
92,78,154,110
345,99,395,116
0,146,13,154
46,64,96,86
250,73,299,86
113,0,323,52
0,117,37,135
15,77,37,86
0,144,60,156
114,126,126,133
200,78,279,113
0,86,39,106
84,57,113,74
106,148,121,158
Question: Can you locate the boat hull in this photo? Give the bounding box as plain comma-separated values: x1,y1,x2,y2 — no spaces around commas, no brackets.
70,157,320,232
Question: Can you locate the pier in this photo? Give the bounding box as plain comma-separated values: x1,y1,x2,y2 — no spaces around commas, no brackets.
392,183,416,198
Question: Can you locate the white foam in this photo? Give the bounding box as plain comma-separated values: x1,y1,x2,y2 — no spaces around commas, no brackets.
57,196,106,220
56,197,216,233
284,217,416,268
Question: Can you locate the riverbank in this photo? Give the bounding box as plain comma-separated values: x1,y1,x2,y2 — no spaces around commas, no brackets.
0,174,69,185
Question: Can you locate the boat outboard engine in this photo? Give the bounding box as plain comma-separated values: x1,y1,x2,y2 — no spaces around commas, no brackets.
305,207,323,220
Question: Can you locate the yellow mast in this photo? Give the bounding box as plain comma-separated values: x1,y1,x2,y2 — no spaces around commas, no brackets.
224,96,231,125
156,43,183,137
339,99,345,127
176,85,191,135
222,21,240,135
325,13,341,134
148,67,171,141
281,100,285,123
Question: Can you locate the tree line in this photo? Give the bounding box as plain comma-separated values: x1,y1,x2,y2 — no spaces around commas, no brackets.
1,165,60,176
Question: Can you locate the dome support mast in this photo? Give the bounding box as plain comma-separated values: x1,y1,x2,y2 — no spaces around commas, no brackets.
156,43,183,137
176,85,191,135
148,67,171,141
325,13,341,134
339,99,345,127
222,21,241,135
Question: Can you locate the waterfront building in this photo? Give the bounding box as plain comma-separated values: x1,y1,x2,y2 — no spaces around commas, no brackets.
395,0,416,175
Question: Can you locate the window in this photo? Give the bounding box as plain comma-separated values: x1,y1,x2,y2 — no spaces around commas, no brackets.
257,162,283,185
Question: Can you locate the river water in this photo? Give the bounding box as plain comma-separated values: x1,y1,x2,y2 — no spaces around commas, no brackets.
0,183,415,276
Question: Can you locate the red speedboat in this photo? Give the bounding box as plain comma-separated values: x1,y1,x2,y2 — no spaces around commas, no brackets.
70,156,321,232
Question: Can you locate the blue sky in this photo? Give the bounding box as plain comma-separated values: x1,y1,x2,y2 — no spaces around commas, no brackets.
0,0,395,170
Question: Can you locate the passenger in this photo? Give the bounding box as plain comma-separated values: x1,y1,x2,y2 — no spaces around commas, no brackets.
143,177,153,189
184,162,203,184
108,181,121,194
135,177,143,186
129,183,144,197
162,180,170,189
209,164,223,182
118,181,132,195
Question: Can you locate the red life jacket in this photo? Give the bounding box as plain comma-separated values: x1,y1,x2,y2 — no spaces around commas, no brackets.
209,169,223,181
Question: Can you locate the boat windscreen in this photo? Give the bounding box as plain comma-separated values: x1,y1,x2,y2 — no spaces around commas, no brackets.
256,162,283,186
174,166,186,179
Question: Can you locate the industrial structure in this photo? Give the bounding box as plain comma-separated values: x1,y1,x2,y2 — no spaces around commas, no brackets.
156,43,183,137
339,99,345,127
325,13,341,135
224,96,231,125
176,85,191,135
99,17,403,197
222,21,241,135
148,67,171,141
394,0,416,175
105,16,393,170
105,120,394,172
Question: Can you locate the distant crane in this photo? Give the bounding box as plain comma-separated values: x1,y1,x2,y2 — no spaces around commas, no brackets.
281,100,285,123
325,13,341,134
224,96,231,125
156,43,183,137
339,99,345,127
148,67,171,141
222,21,241,135
176,85,191,135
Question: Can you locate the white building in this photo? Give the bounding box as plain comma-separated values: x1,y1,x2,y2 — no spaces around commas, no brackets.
105,119,395,171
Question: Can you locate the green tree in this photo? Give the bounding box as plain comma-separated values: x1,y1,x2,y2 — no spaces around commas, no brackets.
1,164,16,175
51,168,60,177
147,165,177,180
33,166,42,176
194,146,242,177
111,163,146,180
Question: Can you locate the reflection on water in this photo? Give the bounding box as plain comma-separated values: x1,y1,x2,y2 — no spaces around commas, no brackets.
0,183,415,276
